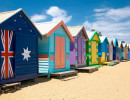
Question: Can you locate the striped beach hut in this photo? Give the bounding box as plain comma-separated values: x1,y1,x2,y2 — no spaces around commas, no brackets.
113,38,118,60
98,36,109,64
35,21,75,77
86,31,101,66
0,9,42,85
117,41,123,60
67,26,89,68
107,38,114,61
122,43,127,60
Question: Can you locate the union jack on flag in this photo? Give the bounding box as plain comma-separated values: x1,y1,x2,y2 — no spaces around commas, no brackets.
1,29,14,79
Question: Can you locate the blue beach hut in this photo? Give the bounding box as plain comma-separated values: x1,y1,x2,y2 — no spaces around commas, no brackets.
98,36,109,64
35,21,75,77
0,9,42,85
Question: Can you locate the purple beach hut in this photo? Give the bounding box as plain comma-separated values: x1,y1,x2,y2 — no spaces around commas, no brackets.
68,26,89,69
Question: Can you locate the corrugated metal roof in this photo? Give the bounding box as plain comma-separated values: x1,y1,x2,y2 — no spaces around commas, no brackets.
99,36,106,43
67,26,83,36
122,43,127,47
0,8,22,24
35,21,60,35
86,31,94,39
118,41,122,47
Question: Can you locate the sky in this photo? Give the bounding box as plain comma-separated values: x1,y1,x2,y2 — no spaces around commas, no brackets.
0,0,130,44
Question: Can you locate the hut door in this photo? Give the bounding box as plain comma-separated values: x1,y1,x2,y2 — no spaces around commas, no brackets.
91,41,97,63
0,29,15,80
81,38,85,64
78,37,82,64
55,36,65,69
78,37,84,65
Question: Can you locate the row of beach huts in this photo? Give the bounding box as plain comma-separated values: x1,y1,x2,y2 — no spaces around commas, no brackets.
0,9,130,92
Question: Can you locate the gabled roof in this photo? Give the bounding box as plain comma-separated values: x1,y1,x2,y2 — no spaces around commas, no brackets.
108,38,114,46
118,41,123,48
0,8,42,38
86,31,100,42
113,38,118,47
0,9,22,24
35,20,74,42
122,43,127,48
67,26,89,40
35,22,59,35
128,44,130,49
99,36,109,44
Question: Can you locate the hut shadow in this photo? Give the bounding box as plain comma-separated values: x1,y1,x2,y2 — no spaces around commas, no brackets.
20,76,52,88
0,76,52,95
51,75,78,81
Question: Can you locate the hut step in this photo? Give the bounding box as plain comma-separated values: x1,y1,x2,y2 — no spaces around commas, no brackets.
1,82,21,94
51,70,78,79
121,60,128,62
113,60,120,64
76,67,98,73
109,63,117,66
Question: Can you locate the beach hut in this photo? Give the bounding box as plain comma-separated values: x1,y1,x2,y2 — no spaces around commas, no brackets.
126,44,129,60
67,26,89,68
122,43,127,60
113,38,118,60
98,36,109,64
128,44,130,59
86,31,101,66
117,41,123,60
0,9,42,85
107,38,114,61
35,21,77,77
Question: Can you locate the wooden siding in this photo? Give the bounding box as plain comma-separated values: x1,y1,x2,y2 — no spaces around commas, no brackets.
0,10,40,85
70,30,86,67
98,40,108,63
87,41,98,65
128,50,130,59
108,44,113,61
38,37,49,55
39,60,49,75
49,26,70,73
123,47,126,59
70,39,75,65
118,48,122,60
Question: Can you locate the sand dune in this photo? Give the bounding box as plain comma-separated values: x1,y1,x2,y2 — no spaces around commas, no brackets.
0,61,130,100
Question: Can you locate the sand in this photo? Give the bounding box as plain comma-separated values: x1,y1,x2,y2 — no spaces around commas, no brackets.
0,61,130,100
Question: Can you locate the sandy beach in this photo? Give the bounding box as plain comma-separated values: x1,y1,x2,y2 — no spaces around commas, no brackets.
0,61,130,100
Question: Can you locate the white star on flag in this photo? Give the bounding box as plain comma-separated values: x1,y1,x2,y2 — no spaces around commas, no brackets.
22,47,31,61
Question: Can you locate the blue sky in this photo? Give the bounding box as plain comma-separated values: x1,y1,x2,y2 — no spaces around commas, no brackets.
1,0,130,43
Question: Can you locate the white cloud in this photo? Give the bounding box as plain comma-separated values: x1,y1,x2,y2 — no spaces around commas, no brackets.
31,14,47,22
30,6,72,23
83,6,130,44
46,6,72,23
94,8,109,12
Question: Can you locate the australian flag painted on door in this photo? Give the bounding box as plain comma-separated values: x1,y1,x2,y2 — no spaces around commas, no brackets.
15,34,38,77
0,29,15,80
